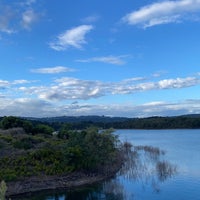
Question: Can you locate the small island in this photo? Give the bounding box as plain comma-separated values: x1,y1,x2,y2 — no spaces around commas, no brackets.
0,116,124,198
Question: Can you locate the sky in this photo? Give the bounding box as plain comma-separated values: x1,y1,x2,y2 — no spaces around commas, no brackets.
1,0,200,118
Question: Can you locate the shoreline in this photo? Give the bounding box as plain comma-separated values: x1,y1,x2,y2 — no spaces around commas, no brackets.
6,160,123,198
7,172,113,198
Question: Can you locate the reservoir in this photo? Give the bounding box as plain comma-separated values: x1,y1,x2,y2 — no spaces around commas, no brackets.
15,129,200,200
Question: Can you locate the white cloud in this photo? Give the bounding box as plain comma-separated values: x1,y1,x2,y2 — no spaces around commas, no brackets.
25,0,36,6
157,77,199,89
21,9,38,30
144,15,181,28
81,14,100,23
122,77,147,83
0,94,6,99
49,25,93,51
152,70,168,77
0,5,15,34
18,77,106,101
0,1,41,34
0,98,53,117
122,0,200,28
37,77,105,100
77,55,128,65
16,75,200,101
31,66,74,74
12,80,31,84
117,76,200,94
0,79,34,89
0,80,10,87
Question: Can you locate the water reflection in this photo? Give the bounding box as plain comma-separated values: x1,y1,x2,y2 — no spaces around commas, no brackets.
12,184,126,200
12,144,177,200
102,179,127,200
118,144,177,194
156,160,177,182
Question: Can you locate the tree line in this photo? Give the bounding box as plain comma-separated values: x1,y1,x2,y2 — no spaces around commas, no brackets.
47,115,200,130
1,115,200,132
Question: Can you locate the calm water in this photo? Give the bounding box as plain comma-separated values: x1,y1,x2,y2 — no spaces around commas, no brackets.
14,129,200,200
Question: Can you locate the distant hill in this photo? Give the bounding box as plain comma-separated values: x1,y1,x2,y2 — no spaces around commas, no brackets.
25,115,129,123
5,114,200,129
180,114,200,118
25,114,200,123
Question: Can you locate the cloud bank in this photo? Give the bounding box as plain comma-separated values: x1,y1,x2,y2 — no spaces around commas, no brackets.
16,75,200,101
0,98,200,118
1,74,200,117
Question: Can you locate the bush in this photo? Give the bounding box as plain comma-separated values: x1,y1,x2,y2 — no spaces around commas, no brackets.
34,124,54,135
0,134,13,143
13,137,34,149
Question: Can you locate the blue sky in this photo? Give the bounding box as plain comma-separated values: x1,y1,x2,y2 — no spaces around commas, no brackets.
1,0,200,117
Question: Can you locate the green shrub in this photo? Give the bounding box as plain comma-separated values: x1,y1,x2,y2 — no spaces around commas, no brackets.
0,169,17,182
0,134,13,143
12,137,42,149
0,127,120,181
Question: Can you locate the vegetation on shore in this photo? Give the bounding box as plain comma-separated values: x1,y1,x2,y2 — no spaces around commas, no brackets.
0,117,122,184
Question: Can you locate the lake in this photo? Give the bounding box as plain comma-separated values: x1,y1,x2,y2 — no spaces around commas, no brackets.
14,129,200,200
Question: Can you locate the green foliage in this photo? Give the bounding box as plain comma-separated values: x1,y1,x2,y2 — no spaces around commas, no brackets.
0,116,34,133
34,124,54,135
64,127,119,171
81,116,200,129
12,137,35,149
63,146,83,169
0,121,120,182
2,115,200,135
0,116,55,135
0,116,20,129
57,123,72,139
0,134,13,143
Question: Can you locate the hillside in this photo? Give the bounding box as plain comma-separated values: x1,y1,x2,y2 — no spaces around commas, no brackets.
25,115,128,123
25,114,200,129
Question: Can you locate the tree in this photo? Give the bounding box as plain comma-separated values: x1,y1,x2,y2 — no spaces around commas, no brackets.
0,116,21,129
57,123,72,139
0,116,34,133
34,124,54,135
